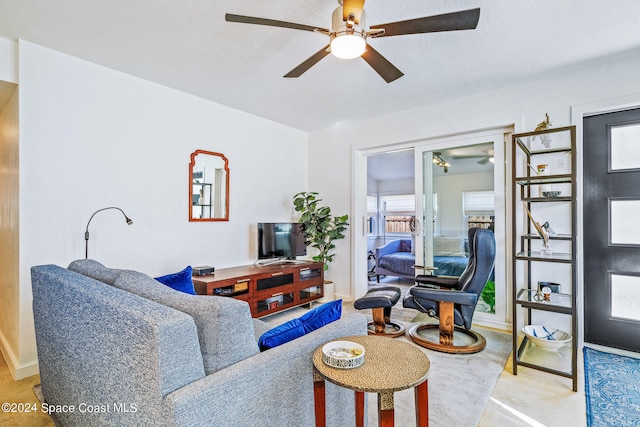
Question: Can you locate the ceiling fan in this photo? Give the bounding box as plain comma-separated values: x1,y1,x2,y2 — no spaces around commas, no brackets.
225,0,480,83
451,149,495,164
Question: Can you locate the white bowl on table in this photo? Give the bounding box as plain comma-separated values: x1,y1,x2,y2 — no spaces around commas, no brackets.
522,325,572,351
322,341,365,369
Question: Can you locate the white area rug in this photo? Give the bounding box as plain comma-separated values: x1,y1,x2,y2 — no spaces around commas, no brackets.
263,299,511,427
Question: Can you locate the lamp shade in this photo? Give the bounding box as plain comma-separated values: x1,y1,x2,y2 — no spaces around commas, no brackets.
330,33,366,59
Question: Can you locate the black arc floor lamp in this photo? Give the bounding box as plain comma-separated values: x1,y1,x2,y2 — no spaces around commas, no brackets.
84,207,133,259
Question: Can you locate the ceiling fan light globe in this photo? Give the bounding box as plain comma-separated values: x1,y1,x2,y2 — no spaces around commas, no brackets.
331,33,366,59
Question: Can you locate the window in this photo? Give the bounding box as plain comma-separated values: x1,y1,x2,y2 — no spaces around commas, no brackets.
463,190,495,230
463,191,494,215
382,194,415,234
367,195,378,235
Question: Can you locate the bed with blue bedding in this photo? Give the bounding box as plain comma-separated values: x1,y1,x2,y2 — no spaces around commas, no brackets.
374,237,469,281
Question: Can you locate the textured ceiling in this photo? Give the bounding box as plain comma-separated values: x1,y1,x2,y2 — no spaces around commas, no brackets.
1,0,639,132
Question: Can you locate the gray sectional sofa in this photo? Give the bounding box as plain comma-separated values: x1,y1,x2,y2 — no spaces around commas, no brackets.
31,260,368,426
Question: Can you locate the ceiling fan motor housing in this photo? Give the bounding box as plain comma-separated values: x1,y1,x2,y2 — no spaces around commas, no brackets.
330,6,367,59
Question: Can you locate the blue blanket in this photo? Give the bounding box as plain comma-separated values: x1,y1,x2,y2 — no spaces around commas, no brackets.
378,253,469,278
378,252,417,275
433,256,469,277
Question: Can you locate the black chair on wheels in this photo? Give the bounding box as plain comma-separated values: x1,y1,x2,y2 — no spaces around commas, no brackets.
403,227,495,354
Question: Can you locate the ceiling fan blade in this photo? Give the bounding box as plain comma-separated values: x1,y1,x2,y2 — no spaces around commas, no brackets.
284,45,331,78
450,154,492,164
225,13,328,33
452,155,486,159
370,8,480,38
342,0,366,24
361,45,404,83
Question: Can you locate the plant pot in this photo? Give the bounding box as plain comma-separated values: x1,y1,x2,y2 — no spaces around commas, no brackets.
316,280,335,303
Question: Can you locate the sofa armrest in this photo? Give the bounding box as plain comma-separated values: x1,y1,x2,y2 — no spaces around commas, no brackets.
376,239,402,259
163,313,368,427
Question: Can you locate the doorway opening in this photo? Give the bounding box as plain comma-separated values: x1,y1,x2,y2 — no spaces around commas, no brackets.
359,128,509,330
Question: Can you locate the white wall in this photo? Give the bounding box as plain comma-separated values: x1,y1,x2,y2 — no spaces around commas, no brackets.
10,41,308,378
376,177,413,194
308,49,640,306
434,171,493,236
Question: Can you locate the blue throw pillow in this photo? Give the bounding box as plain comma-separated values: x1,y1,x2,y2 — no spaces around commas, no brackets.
154,266,196,295
258,300,342,351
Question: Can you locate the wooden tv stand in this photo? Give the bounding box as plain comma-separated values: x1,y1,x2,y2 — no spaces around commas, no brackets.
192,261,324,318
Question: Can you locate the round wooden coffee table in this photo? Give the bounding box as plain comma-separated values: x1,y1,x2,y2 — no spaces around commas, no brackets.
313,335,430,427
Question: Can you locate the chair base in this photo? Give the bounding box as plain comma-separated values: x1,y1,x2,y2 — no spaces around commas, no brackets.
366,321,405,338
408,324,486,354
355,287,405,338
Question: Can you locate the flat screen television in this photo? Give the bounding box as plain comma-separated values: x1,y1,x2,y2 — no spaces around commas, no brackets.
258,222,307,260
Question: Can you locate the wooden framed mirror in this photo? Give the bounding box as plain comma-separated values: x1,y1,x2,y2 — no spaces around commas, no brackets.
189,150,229,221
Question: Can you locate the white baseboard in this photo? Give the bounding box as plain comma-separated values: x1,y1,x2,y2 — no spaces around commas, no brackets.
0,332,40,380
335,292,354,302
473,318,511,333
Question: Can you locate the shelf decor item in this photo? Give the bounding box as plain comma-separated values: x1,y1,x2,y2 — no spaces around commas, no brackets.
523,202,551,255
522,325,572,351
534,113,553,148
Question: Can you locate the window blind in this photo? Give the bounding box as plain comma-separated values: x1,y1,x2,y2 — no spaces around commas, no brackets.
463,190,494,215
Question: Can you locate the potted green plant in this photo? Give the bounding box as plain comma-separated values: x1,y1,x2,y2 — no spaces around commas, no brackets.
292,191,349,272
480,281,495,312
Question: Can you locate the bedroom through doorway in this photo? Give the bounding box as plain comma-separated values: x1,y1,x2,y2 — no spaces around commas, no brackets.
363,129,509,329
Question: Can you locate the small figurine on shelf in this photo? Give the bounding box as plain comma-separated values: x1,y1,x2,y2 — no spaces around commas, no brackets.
534,113,552,132
523,202,552,255
534,113,553,148
541,221,556,237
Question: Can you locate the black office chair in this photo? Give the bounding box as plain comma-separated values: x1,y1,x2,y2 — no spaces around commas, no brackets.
403,228,495,354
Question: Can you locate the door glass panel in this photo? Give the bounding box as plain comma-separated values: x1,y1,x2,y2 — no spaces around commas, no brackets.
610,199,640,245
610,123,640,171
611,274,640,321
421,142,496,313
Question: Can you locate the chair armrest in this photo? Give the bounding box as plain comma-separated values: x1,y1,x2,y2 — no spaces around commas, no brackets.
415,275,458,288
163,314,368,426
409,287,478,306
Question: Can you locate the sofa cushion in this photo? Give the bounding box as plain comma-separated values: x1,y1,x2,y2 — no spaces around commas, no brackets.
258,300,342,351
114,270,260,375
69,260,261,376
154,266,196,295
253,319,272,342
68,259,121,285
